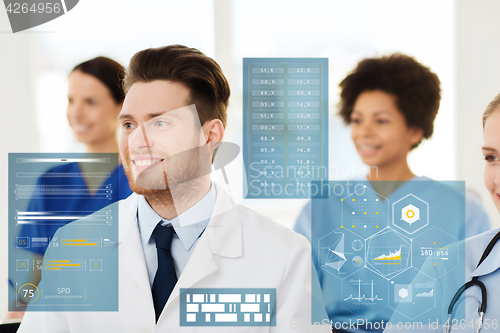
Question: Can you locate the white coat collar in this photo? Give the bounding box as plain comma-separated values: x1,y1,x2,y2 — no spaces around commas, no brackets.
470,229,500,278
118,182,242,257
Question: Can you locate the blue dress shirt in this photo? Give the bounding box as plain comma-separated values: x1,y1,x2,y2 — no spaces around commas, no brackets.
137,183,216,286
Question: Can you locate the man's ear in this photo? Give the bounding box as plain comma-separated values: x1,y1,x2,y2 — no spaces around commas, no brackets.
202,119,224,157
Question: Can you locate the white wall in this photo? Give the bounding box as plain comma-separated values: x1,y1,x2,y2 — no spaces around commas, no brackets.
0,12,40,318
455,0,500,228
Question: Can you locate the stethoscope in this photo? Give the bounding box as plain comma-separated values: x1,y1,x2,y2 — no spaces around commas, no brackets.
445,230,500,333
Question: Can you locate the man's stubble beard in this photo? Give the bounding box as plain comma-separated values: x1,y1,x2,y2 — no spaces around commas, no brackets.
122,146,209,204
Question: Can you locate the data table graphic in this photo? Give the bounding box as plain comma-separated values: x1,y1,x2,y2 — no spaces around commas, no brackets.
243,58,328,198
8,153,118,311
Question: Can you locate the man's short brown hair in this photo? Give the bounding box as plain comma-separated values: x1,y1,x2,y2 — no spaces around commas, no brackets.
123,44,230,128
338,53,441,148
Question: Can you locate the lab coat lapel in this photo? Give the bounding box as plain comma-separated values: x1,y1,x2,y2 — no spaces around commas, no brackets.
470,231,500,278
206,183,243,258
162,183,243,312
118,194,153,302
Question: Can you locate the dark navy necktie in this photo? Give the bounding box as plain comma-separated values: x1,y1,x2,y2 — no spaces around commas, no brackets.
152,222,177,322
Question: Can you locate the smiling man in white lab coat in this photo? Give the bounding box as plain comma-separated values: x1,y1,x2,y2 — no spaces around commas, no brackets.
18,45,329,332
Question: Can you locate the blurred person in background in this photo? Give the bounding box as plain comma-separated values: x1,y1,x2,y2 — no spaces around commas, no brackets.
6,57,132,319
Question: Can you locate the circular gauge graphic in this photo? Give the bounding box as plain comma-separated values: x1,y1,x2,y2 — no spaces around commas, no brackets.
352,239,363,251
352,256,364,267
17,283,40,304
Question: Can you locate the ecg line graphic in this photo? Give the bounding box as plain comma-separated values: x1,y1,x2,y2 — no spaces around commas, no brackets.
344,279,383,302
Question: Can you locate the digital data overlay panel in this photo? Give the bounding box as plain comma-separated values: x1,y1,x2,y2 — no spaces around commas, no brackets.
9,153,119,311
311,180,466,327
243,58,328,199
180,288,276,327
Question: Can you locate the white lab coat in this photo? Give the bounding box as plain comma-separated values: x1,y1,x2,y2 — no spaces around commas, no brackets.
19,184,330,332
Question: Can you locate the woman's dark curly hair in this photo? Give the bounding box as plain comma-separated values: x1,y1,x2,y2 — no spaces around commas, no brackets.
338,53,441,148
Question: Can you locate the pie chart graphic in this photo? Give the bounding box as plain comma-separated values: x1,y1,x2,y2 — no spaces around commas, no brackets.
4,0,79,33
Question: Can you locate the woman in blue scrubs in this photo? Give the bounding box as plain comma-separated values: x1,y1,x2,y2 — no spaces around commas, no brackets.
294,54,490,332
296,53,489,240
19,57,132,257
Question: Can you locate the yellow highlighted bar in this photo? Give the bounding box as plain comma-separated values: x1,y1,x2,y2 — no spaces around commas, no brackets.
61,243,98,246
45,260,70,263
375,258,401,261
45,267,62,270
374,254,401,261
45,264,81,267
382,263,401,265
61,239,87,242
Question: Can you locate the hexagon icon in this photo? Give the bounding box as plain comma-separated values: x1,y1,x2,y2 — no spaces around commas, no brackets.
318,227,365,280
392,194,429,235
388,268,436,321
398,287,408,299
341,268,389,319
411,226,459,278
401,204,419,225
366,227,411,280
